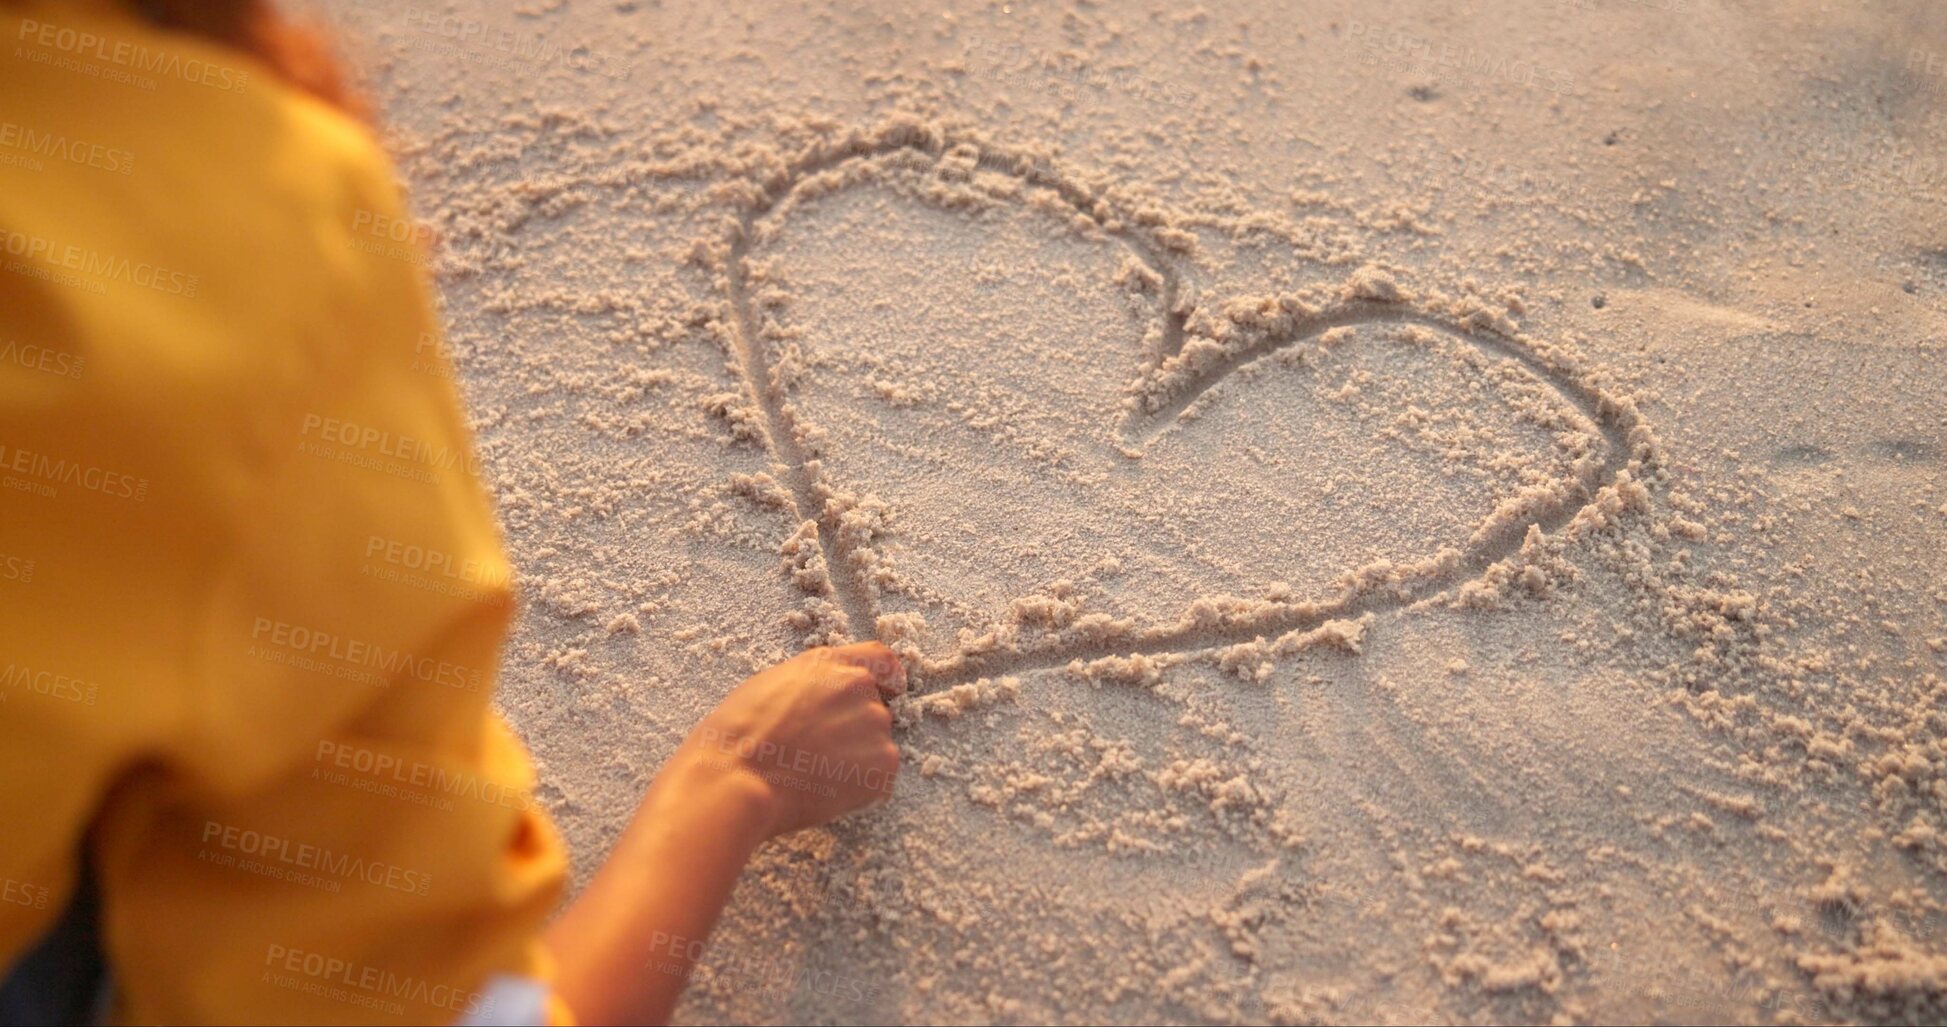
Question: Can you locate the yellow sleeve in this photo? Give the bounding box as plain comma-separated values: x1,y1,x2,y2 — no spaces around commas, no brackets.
0,4,568,1023
79,132,566,1027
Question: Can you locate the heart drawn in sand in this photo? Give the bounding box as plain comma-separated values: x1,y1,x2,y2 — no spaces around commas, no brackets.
716,124,1646,690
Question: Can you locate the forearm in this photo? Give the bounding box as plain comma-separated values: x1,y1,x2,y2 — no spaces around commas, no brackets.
541,641,904,1024
544,751,774,1025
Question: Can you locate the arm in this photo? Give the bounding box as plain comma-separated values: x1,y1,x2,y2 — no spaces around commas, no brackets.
545,642,906,1026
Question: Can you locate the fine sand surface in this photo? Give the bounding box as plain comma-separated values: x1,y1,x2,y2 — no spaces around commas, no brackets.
309,1,1945,1021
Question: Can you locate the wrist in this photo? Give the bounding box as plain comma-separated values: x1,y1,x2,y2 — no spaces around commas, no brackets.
635,742,781,854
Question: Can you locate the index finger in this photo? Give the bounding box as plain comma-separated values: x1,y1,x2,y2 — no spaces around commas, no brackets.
828,641,908,699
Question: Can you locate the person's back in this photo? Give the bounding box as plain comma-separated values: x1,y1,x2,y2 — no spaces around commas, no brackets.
0,1,567,1021
0,3,906,1023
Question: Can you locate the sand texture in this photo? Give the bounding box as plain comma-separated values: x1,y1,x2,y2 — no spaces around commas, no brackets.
310,0,1946,1021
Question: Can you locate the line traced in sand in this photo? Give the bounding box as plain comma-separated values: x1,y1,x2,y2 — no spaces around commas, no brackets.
716,127,1645,690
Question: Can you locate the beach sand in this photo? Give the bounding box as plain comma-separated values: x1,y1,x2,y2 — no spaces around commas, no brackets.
310,0,1946,1020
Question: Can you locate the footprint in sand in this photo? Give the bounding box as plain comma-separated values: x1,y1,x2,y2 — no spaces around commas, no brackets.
714,124,1651,690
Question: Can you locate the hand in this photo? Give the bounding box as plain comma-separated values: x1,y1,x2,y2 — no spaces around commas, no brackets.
546,643,906,1023
545,644,904,1023
673,641,907,838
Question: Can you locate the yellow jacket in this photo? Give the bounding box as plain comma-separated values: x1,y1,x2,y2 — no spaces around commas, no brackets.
0,1,569,1022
